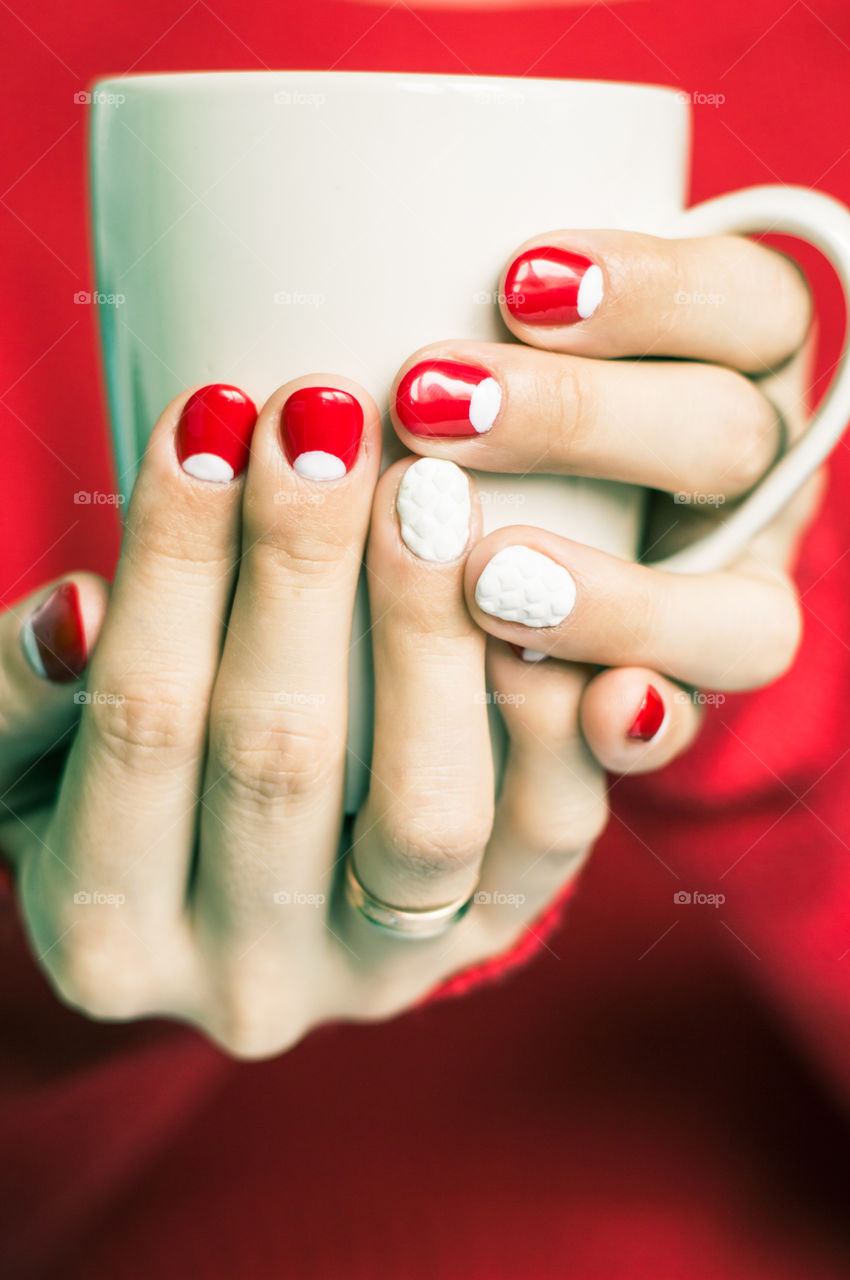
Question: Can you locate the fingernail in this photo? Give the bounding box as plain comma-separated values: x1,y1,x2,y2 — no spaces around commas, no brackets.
175,384,258,482
626,685,666,741
504,248,602,326
475,546,576,628
395,359,501,437
396,458,471,563
510,643,548,663
22,582,87,683
281,387,363,479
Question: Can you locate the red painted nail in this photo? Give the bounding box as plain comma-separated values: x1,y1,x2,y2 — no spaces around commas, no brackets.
504,247,603,326
23,582,87,683
281,387,364,479
395,359,501,438
626,685,666,741
175,384,258,482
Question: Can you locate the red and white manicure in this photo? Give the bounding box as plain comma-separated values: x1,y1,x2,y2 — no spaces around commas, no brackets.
504,247,603,326
394,359,502,438
175,384,258,482
281,387,364,479
22,582,88,683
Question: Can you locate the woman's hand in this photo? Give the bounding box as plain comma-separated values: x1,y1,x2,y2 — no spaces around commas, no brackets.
0,376,668,1059
388,227,818,724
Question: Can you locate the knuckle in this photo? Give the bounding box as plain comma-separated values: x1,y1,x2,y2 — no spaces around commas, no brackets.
48,930,151,1020
750,586,804,685
85,677,205,767
718,375,781,496
532,353,586,455
211,708,341,805
377,804,494,885
210,973,305,1061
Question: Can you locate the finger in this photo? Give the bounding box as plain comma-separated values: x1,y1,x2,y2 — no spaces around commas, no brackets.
197,377,381,951
579,666,703,775
348,457,493,922
469,642,604,932
390,341,780,501
0,575,107,764
465,528,802,691
32,384,257,934
498,229,812,372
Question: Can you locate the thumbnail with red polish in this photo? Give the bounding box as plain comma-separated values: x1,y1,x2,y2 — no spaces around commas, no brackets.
281,387,363,480
23,582,87,683
395,359,502,438
504,247,603,326
627,685,666,741
175,384,258,482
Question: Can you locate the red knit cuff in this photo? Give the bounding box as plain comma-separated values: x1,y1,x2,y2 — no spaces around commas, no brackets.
419,878,576,1005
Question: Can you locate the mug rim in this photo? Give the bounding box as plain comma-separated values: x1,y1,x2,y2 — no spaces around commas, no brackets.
90,70,687,105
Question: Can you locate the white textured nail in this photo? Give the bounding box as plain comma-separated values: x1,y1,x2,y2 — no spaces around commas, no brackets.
475,546,576,628
181,453,235,483
577,264,603,319
396,458,471,562
293,450,347,481
468,376,501,434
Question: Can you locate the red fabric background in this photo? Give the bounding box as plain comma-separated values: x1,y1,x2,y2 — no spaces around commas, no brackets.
2,1,850,1276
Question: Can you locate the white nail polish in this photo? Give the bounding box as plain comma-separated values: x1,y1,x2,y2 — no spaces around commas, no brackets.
577,263,603,319
520,647,547,662
475,545,576,628
468,376,501,434
180,452,235,483
20,620,47,678
293,450,347,481
396,458,471,563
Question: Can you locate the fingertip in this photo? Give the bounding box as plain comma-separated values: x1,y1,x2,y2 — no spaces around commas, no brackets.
580,667,702,775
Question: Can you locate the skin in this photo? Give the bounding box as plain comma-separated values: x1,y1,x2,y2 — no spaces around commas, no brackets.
0,230,819,1059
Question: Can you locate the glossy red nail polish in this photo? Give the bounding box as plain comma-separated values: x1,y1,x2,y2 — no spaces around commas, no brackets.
395,359,502,437
627,685,666,741
281,387,364,480
175,384,258,482
504,247,603,326
23,582,87,683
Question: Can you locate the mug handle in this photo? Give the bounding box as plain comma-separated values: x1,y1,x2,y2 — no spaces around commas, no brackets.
651,185,850,574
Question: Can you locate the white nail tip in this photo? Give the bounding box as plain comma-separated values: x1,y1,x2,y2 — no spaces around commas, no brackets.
520,648,547,663
181,453,235,483
577,264,603,320
475,546,576,628
293,450,347,481
468,376,501,434
21,621,47,678
396,458,471,562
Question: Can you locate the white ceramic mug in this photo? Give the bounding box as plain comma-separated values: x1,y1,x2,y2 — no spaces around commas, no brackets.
89,72,850,810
